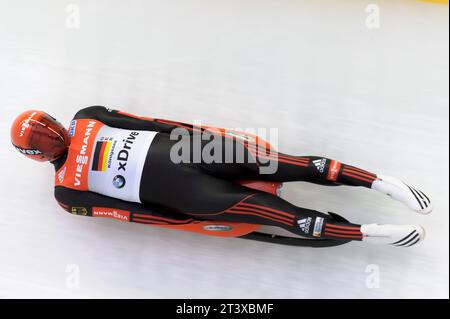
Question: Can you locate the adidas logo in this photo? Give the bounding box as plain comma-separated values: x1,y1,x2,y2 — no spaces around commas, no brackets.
313,159,326,173
297,217,312,234
57,167,67,183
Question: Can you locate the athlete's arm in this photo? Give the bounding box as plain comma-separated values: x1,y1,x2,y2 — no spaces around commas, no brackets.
54,186,193,225
74,106,201,134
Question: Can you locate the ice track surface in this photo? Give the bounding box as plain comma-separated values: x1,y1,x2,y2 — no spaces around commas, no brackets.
0,0,448,298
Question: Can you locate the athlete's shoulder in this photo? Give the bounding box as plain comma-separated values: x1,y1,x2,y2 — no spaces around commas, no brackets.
53,186,76,214
73,105,112,120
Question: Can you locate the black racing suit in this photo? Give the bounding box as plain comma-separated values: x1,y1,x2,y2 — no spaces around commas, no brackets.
53,106,378,241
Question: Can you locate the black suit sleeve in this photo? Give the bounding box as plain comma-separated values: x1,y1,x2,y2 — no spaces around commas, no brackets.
54,186,193,224
74,105,201,135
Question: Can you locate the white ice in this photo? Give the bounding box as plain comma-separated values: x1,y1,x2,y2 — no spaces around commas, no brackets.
0,0,448,298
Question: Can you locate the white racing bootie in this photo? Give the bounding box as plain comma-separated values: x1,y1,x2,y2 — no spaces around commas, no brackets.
360,224,425,247
371,175,433,214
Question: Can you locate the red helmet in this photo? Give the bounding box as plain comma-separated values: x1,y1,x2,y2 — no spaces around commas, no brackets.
11,110,69,162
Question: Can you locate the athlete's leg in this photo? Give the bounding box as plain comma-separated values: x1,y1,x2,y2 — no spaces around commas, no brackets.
146,164,364,241
142,134,426,246
163,171,425,246
198,137,433,214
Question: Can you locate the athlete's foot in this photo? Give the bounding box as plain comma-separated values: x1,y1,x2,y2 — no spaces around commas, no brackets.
371,175,433,214
360,224,425,247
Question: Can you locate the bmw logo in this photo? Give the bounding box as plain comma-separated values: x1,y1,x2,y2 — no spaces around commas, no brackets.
113,175,126,189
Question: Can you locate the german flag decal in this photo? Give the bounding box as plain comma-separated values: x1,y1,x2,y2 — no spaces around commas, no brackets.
92,140,113,171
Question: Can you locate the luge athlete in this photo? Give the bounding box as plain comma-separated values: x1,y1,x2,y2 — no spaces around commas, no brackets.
10,106,433,247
